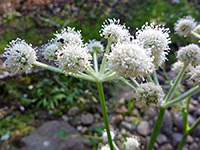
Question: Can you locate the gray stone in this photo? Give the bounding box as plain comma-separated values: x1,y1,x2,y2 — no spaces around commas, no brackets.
110,114,123,124
68,106,79,116
81,113,94,125
121,121,135,132
161,110,172,136
137,121,149,136
186,135,193,144
89,122,105,131
156,134,168,144
172,133,183,147
144,109,157,120
71,115,81,126
12,121,89,150
189,142,199,150
160,143,173,150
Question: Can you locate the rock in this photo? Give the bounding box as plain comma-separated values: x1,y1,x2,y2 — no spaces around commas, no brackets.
89,122,105,131
188,114,195,125
144,109,157,120
189,142,199,150
77,125,83,132
156,134,168,144
132,109,139,116
124,116,137,123
160,143,173,150
68,106,79,116
189,103,196,114
194,108,200,118
81,113,94,125
137,121,149,136
61,115,69,121
13,121,89,150
121,121,135,132
116,106,128,114
186,135,193,144
81,127,88,134
172,133,183,147
117,98,126,105
110,114,123,124
94,113,100,120
161,110,172,136
71,115,81,126
193,125,200,137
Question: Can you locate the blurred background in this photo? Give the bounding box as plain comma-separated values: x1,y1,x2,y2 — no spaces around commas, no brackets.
0,0,200,150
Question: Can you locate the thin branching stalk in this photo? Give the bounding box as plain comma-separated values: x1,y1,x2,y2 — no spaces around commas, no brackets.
153,71,159,85
162,85,200,108
96,82,114,150
191,31,200,39
100,39,112,74
93,52,98,72
161,64,171,82
130,78,139,87
33,61,95,82
120,77,136,91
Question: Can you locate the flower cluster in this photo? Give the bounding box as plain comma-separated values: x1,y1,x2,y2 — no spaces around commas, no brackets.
108,42,154,78
100,145,110,150
87,39,104,54
57,44,92,74
135,82,165,108
42,42,59,61
174,16,197,37
54,27,83,47
3,38,37,73
172,61,192,76
100,18,130,43
124,136,140,150
189,65,200,85
176,44,200,65
136,22,171,67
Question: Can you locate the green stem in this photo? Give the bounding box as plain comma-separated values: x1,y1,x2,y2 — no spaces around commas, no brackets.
96,82,114,150
164,65,187,103
153,71,159,85
102,72,117,82
130,78,139,87
163,86,200,108
147,74,153,82
33,61,95,82
100,39,112,74
191,31,200,39
161,64,171,82
93,52,98,72
120,77,136,91
147,107,166,150
177,117,200,150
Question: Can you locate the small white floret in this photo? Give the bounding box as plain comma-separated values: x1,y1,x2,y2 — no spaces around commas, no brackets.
87,39,104,54
124,136,140,150
42,42,59,61
102,129,115,143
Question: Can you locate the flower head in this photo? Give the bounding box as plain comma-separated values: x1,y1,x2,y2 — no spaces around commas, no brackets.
3,38,37,73
135,82,165,108
136,22,171,67
100,18,130,43
108,42,154,78
42,42,59,61
54,27,83,47
57,44,92,74
176,44,200,65
124,136,140,150
102,129,115,143
87,39,104,54
174,16,197,37
100,145,110,150
189,65,200,85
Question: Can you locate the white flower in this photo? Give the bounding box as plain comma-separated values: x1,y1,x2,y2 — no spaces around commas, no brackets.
189,65,200,85
135,82,165,108
57,44,92,74
87,39,104,54
177,44,200,65
124,136,140,150
3,38,37,73
102,129,115,143
100,145,110,150
54,27,83,47
108,42,154,78
42,42,59,61
136,22,171,67
174,16,197,37
100,18,130,43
